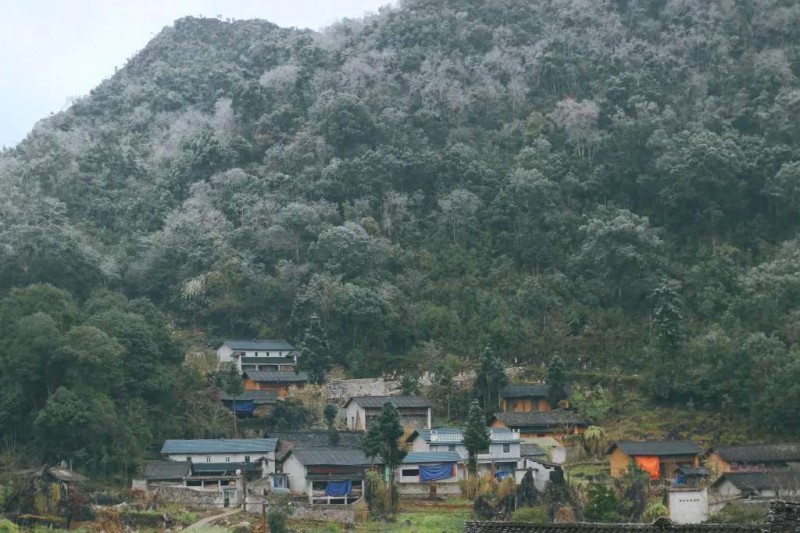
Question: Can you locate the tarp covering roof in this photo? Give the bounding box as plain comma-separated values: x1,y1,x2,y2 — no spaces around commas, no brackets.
222,340,295,351
161,438,277,455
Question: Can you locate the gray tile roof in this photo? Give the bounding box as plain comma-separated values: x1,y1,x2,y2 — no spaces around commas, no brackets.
290,448,372,466
345,395,432,409
612,440,701,457
500,384,550,399
403,451,462,464
161,438,278,455
493,410,588,428
191,462,261,475
271,431,363,450
219,390,278,403
521,443,548,457
244,370,308,383
714,444,800,463
143,461,191,481
713,471,800,492
223,340,296,351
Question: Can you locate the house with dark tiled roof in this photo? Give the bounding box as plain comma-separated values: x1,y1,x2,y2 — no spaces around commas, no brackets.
344,395,432,431
217,339,297,372
500,384,553,413
280,447,376,504
491,410,588,439
706,444,800,475
709,471,800,514
606,441,701,481
243,370,308,397
220,389,278,416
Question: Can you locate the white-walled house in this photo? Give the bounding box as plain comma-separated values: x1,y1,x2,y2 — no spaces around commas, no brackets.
217,340,297,372
280,448,373,505
405,427,522,477
161,438,278,476
345,396,432,431
709,471,800,514
397,451,464,496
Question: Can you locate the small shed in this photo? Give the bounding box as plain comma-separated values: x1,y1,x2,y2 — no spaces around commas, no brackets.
243,370,308,397
606,441,701,480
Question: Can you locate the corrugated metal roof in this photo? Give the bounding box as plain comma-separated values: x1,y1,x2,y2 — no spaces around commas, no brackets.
243,371,308,383
613,440,701,457
161,438,278,455
345,395,432,409
714,444,800,463
223,340,295,351
143,461,191,480
403,451,462,464
290,448,372,466
493,410,588,428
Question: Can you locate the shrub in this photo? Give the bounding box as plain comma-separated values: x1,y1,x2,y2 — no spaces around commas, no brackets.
459,473,494,500
583,483,619,522
643,502,669,522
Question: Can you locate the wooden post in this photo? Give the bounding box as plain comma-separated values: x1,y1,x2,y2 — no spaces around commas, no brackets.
261,501,266,532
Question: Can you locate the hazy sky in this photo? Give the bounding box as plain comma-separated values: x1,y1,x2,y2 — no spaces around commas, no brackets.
0,0,394,148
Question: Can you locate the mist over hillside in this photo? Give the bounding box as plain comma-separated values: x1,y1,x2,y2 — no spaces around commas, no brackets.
2,0,800,468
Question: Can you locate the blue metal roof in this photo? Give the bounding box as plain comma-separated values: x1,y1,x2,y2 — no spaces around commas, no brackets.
161,438,278,455
403,451,462,464
223,340,295,351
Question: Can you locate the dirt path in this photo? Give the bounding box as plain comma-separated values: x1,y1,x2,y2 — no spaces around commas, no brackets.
185,507,240,530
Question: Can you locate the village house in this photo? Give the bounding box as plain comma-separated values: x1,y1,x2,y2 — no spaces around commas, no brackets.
220,389,278,417
499,384,553,413
243,370,308,397
280,448,374,504
397,451,464,496
217,340,297,373
405,427,524,479
491,410,588,439
160,438,278,478
344,395,432,431
10,467,88,527
706,444,800,475
709,471,800,514
607,440,702,481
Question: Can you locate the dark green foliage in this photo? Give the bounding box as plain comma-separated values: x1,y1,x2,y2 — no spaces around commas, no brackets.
215,362,243,435
267,398,310,431
362,402,406,511
324,403,340,446
266,493,292,533
474,345,507,411
295,313,332,385
583,483,619,522
463,400,490,475
517,469,538,508
547,355,568,407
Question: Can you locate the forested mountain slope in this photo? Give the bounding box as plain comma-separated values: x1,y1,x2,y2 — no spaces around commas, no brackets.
2,0,800,467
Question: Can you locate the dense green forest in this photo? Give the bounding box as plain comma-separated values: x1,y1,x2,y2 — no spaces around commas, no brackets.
3,0,800,473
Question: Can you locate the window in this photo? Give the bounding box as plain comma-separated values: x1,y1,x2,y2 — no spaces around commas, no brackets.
245,456,250,463
225,457,231,463
401,468,420,477
503,444,510,453
448,445,456,452
206,457,211,463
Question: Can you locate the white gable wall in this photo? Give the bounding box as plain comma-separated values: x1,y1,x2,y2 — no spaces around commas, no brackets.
281,455,309,494
669,488,708,524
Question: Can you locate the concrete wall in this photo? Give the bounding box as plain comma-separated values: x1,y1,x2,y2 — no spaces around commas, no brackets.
150,485,240,508
345,403,365,431
282,455,308,494
398,482,461,496
290,501,356,523
669,488,708,524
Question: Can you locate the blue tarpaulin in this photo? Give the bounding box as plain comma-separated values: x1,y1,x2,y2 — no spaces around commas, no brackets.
232,401,256,413
495,471,511,480
325,480,353,496
419,463,455,481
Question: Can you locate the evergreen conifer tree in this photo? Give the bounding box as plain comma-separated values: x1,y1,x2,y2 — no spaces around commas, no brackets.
463,400,490,475
362,402,406,511
547,355,568,408
474,344,507,410
296,313,332,385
